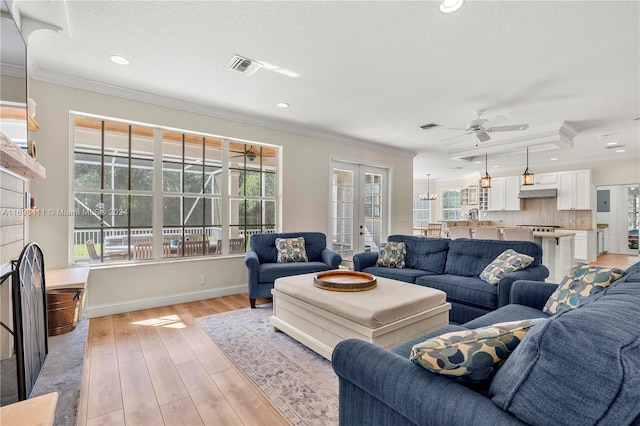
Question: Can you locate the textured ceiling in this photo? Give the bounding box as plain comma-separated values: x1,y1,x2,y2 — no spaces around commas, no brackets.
16,0,640,180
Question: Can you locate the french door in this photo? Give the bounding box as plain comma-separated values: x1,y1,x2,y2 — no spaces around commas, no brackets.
331,161,388,260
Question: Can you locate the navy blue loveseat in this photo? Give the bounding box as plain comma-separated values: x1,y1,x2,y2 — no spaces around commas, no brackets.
332,262,640,426
353,235,549,323
244,232,342,308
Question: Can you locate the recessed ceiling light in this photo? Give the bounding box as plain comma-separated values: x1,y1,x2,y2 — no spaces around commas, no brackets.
550,157,558,161
474,161,481,164
492,165,499,168
606,142,618,146
440,0,464,13
276,102,289,108
110,55,129,65
616,149,626,153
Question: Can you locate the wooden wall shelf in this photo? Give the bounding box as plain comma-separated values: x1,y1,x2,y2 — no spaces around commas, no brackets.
0,132,46,179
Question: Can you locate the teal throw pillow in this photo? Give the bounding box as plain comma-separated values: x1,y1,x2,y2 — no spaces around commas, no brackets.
376,242,406,268
275,237,308,263
410,319,545,383
542,264,626,315
479,249,534,285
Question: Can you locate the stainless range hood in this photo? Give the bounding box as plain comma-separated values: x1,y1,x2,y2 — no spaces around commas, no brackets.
517,189,558,199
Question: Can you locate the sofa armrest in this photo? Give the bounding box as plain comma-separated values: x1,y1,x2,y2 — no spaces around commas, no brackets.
320,248,342,269
496,264,550,307
244,250,260,299
510,280,559,310
332,339,525,426
353,251,379,271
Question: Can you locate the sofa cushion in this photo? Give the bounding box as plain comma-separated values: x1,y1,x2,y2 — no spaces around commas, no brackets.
411,319,545,383
362,266,435,284
542,264,626,315
444,240,542,277
479,249,534,285
490,278,640,426
376,241,406,268
388,235,450,274
258,261,331,283
275,237,308,263
416,275,498,310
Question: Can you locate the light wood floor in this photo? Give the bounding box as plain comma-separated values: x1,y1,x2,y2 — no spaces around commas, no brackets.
591,252,638,269
76,295,286,426
77,253,638,425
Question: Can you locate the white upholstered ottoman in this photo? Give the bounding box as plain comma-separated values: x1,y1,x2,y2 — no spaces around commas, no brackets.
269,272,451,360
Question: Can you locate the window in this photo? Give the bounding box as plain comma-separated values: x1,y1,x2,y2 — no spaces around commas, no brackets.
441,188,462,221
413,188,432,227
72,114,279,263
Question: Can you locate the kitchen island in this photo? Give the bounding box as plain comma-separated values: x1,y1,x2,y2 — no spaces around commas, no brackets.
534,231,575,282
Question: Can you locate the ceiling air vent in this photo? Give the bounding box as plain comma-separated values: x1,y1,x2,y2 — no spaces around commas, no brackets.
226,55,262,76
420,123,441,130
605,144,625,150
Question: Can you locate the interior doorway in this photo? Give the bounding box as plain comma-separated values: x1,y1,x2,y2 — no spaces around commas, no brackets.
596,184,639,255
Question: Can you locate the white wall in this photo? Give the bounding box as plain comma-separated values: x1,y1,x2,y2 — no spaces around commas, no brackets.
28,80,414,317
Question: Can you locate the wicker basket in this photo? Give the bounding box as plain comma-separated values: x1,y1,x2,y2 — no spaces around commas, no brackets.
46,288,84,336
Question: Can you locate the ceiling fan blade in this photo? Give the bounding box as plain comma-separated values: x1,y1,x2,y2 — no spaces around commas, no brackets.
487,124,530,132
441,131,473,142
481,115,507,128
476,130,491,143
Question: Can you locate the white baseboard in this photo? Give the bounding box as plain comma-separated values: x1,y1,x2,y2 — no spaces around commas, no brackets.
84,284,247,318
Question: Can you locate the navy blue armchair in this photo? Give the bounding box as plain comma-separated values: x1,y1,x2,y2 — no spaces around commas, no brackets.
244,232,342,308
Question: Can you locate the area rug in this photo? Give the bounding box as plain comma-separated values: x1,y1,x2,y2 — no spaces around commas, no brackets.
196,305,338,426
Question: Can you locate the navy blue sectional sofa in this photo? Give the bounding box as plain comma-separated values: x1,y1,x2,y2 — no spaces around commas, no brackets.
332,262,640,426
244,232,342,308
353,235,549,324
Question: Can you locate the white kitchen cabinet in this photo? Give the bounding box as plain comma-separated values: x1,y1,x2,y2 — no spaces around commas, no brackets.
488,176,521,211
573,230,588,261
557,170,591,210
558,229,589,262
520,172,558,190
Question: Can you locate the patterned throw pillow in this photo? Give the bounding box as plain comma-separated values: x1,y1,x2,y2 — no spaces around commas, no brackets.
479,249,534,285
542,264,626,315
275,237,308,263
410,319,545,383
376,242,406,268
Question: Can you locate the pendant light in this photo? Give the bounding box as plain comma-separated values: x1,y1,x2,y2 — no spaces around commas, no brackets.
481,154,491,188
522,147,534,186
419,174,438,201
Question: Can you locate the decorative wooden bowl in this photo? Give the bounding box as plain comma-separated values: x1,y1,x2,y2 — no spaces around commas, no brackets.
313,270,377,292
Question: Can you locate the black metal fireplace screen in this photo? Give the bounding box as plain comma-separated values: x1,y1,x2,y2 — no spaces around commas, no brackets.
0,242,48,403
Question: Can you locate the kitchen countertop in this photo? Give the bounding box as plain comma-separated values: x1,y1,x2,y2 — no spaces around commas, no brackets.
533,231,576,238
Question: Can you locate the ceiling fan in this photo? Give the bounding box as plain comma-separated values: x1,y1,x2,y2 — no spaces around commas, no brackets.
442,110,529,142
230,145,258,161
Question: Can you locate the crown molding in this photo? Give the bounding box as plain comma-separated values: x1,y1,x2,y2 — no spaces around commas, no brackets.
30,68,417,159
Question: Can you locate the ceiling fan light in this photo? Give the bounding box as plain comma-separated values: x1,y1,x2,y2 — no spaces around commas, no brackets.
440,0,464,13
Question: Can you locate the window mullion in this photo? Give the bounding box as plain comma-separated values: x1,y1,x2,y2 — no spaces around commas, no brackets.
152,128,164,259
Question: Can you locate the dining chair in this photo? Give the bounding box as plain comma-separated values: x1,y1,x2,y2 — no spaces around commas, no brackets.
425,223,443,237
